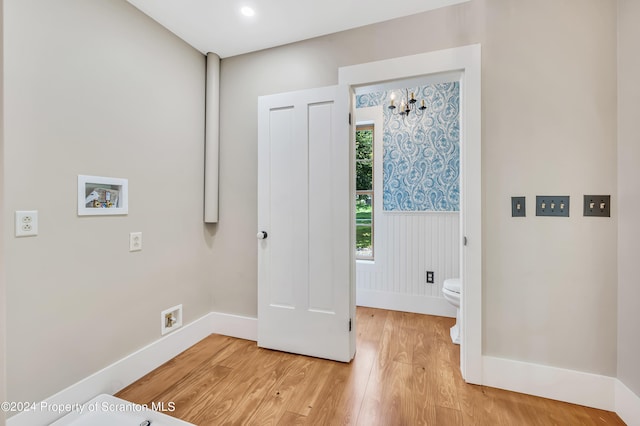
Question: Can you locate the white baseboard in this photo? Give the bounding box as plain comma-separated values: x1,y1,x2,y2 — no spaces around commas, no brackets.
615,379,640,426
482,356,616,411
7,313,214,426
356,288,456,317
210,311,257,341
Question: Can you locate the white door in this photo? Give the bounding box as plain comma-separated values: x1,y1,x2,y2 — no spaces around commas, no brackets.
257,85,355,362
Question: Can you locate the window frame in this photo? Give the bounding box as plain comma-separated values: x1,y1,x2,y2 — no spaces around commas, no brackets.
355,124,374,260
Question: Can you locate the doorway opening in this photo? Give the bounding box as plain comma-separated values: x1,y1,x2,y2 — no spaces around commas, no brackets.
340,44,482,383
353,72,462,321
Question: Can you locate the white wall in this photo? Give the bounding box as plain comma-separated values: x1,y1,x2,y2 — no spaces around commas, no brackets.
1,0,6,423
481,0,617,376
617,0,640,396
216,0,618,376
355,106,458,316
4,0,210,405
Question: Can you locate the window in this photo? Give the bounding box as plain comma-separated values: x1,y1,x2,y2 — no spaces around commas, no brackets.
356,125,374,259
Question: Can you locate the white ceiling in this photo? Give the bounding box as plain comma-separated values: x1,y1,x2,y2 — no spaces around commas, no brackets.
126,0,468,58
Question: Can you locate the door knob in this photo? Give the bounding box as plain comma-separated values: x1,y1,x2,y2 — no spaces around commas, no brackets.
257,231,268,240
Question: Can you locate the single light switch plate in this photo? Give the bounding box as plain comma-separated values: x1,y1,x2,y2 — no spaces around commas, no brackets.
511,196,526,217
129,232,142,251
584,195,611,217
536,196,570,217
15,210,38,237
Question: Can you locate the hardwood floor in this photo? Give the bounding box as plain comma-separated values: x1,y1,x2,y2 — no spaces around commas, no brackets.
117,307,625,425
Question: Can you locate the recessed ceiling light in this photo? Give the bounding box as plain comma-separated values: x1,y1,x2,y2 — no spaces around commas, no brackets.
240,6,255,17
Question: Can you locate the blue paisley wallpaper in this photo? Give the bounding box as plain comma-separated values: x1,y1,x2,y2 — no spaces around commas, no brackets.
356,82,460,211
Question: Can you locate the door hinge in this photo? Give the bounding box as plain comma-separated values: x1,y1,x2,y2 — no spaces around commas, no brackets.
348,113,352,125
349,318,352,332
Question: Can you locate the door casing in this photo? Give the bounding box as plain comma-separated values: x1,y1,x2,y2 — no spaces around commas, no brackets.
339,44,482,384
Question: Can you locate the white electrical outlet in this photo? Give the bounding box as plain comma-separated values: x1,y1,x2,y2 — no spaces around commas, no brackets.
129,232,142,251
161,304,183,335
15,210,38,237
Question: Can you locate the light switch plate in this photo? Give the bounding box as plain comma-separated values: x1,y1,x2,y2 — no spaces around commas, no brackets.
584,195,610,217
536,196,570,217
511,197,526,217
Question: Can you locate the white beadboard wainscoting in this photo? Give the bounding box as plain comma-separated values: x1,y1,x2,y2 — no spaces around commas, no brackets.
356,211,459,317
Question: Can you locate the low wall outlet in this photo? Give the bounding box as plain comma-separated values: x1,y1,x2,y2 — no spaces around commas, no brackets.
161,304,183,335
426,271,435,284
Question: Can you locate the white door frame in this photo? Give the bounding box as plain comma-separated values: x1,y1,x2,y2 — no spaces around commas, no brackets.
339,44,482,384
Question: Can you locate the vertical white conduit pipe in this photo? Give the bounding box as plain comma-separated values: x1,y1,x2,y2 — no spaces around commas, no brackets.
204,52,220,223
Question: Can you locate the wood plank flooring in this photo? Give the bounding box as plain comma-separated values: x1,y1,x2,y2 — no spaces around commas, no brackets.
117,307,625,425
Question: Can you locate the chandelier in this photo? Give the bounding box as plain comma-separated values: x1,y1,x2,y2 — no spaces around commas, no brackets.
388,88,426,118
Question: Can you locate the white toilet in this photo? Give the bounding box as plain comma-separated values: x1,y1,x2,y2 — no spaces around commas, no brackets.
442,278,461,344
